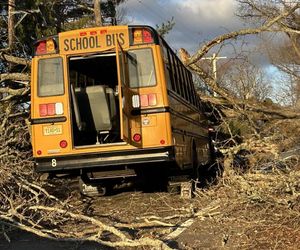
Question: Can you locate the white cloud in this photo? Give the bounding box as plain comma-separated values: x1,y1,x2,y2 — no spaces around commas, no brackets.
119,0,248,53
179,0,236,21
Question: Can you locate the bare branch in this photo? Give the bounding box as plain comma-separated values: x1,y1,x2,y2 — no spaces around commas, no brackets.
186,3,300,65
0,73,30,82
0,53,31,67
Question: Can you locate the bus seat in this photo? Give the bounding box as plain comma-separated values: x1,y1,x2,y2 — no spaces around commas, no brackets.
105,87,118,129
85,85,112,133
70,84,86,131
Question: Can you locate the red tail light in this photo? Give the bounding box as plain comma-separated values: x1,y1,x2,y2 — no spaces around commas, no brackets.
59,140,68,148
133,133,142,142
47,103,56,116
140,95,149,107
148,93,157,106
143,29,153,43
132,94,157,108
39,104,48,116
39,103,63,117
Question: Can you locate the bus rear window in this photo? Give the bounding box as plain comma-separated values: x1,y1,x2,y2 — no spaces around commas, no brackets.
128,49,156,88
38,58,64,97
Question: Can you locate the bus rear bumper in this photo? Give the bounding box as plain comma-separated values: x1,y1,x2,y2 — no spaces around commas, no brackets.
34,147,175,173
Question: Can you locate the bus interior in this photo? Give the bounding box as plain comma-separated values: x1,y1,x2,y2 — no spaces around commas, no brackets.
69,53,122,147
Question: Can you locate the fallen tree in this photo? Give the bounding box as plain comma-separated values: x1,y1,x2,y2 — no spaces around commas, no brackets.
0,1,299,249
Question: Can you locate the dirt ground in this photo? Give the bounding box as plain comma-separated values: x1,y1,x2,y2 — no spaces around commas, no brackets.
1,166,300,250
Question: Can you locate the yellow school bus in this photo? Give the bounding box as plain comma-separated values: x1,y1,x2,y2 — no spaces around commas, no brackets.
31,25,215,194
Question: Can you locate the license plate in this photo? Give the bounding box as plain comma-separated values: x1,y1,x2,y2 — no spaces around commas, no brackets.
43,125,63,136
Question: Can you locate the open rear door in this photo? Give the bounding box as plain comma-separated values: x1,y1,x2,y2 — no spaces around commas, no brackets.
116,41,131,143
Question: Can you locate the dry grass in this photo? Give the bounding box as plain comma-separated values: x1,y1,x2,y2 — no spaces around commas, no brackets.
192,154,300,249
1,117,300,249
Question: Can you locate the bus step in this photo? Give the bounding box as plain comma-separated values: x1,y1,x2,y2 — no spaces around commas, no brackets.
87,169,137,180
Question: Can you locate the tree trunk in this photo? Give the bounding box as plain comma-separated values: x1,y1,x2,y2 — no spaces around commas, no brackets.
8,0,15,50
94,0,102,26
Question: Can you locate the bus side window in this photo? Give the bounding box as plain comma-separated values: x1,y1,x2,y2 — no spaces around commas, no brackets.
174,57,185,98
169,53,178,93
165,63,173,90
186,71,194,105
162,46,173,90
190,73,196,106
185,70,192,104
173,55,182,96
179,62,188,100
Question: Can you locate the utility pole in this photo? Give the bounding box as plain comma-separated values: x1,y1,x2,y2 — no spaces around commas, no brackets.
201,53,227,96
202,53,227,82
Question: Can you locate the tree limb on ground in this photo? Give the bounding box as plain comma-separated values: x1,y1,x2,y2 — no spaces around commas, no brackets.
27,206,172,249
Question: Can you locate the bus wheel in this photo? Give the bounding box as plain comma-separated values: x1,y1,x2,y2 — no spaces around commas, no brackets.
78,176,107,197
197,159,223,188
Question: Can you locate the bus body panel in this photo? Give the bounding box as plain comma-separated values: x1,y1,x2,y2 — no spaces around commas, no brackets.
168,93,211,169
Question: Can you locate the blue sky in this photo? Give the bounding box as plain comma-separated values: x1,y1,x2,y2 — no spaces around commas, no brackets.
119,0,243,54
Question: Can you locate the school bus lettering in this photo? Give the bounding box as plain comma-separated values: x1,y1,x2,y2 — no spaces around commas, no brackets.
63,36,101,51
62,33,125,52
105,33,125,47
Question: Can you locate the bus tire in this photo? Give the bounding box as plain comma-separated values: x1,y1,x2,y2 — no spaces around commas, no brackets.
197,157,223,188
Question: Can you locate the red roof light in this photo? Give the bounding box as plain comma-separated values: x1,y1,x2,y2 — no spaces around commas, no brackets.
143,29,153,43
36,41,47,55
132,28,154,44
35,38,57,55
